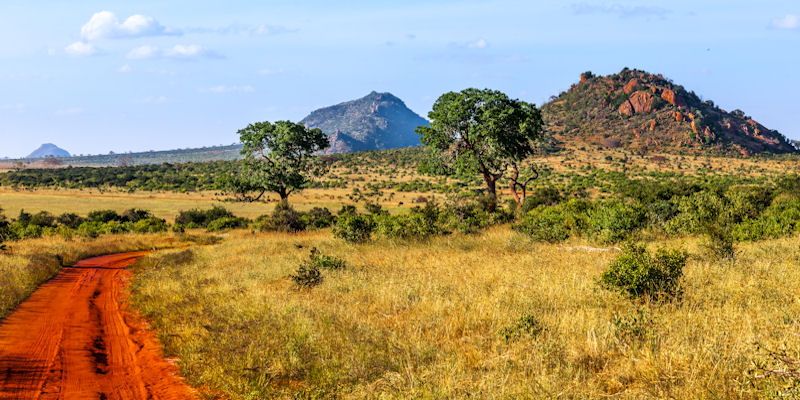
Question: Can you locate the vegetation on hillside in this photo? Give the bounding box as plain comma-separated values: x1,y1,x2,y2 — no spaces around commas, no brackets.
543,68,796,156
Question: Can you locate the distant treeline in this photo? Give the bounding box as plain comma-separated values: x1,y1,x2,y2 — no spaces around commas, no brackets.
0,161,237,191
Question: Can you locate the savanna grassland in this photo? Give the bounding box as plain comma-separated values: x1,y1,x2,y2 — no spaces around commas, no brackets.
2,146,800,399
129,229,800,399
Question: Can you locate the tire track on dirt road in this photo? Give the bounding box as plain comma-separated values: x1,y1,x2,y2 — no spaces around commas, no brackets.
0,251,197,399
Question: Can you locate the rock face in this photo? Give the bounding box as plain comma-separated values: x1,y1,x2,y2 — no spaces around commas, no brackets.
623,79,639,94
618,90,654,115
26,143,70,159
661,88,686,108
301,91,429,154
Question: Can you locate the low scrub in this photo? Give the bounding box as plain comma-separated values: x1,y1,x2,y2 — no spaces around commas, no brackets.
599,243,687,300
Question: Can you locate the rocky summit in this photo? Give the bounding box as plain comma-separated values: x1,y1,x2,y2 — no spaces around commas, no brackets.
301,91,429,154
542,68,796,156
26,143,71,159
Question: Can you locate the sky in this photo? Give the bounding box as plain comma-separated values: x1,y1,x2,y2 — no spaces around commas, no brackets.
1,0,799,158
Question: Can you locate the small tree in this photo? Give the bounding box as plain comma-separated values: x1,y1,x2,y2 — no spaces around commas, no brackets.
416,88,543,211
42,157,63,167
234,121,330,202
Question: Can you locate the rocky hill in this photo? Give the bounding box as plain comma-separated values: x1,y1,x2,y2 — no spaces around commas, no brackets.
542,68,796,156
26,143,71,158
301,91,429,154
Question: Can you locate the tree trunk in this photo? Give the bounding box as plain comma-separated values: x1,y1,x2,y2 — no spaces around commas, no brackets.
482,173,498,212
278,187,289,201
508,165,522,207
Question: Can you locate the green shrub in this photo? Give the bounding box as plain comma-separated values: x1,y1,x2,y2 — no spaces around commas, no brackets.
599,243,687,300
29,211,57,228
512,199,591,242
333,212,375,243
77,221,103,238
375,202,447,239
132,218,169,233
290,263,323,288
303,207,335,229
665,190,725,234
732,195,800,241
88,209,123,223
176,206,235,228
308,247,347,270
521,186,563,213
269,201,306,232
588,200,645,244
206,217,248,232
57,213,86,229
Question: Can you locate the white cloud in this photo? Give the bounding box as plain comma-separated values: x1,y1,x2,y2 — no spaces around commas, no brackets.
55,107,84,116
467,39,488,49
80,11,179,40
118,64,131,73
126,45,159,59
65,41,99,57
771,14,800,30
199,85,255,94
127,44,221,60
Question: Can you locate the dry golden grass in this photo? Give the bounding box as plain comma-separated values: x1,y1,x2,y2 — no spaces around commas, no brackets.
129,228,800,399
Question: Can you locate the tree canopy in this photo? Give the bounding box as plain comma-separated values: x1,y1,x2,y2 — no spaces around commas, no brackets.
232,120,330,201
416,88,544,210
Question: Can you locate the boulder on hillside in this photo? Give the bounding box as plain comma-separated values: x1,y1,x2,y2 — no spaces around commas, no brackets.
661,88,687,108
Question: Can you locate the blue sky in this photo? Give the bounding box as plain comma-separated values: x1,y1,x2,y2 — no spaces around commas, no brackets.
1,0,798,158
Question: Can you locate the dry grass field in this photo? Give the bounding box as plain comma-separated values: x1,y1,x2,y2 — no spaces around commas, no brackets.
129,228,800,399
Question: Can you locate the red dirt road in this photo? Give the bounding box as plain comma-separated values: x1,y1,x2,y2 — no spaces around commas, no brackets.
0,252,197,399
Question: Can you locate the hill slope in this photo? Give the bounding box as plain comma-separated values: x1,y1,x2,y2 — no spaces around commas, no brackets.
301,91,429,153
542,68,796,156
27,143,70,158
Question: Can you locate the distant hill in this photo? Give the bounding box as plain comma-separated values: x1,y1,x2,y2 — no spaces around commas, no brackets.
27,143,70,158
2,144,243,168
542,68,796,156
301,91,429,153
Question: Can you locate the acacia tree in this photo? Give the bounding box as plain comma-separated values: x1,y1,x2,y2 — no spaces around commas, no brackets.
416,88,543,211
232,120,330,202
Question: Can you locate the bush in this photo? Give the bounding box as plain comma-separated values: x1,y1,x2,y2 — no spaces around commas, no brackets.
333,212,375,243
88,209,123,223
270,202,306,232
308,247,347,270
176,206,235,228
206,217,249,232
77,221,103,238
57,213,86,229
512,199,591,242
587,200,645,244
375,202,447,240
600,243,687,300
121,208,155,223
521,187,563,213
732,195,800,241
303,207,335,229
132,218,169,233
290,264,323,288
29,211,57,228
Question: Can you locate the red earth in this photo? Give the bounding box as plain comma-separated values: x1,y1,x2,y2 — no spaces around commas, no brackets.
0,251,197,399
